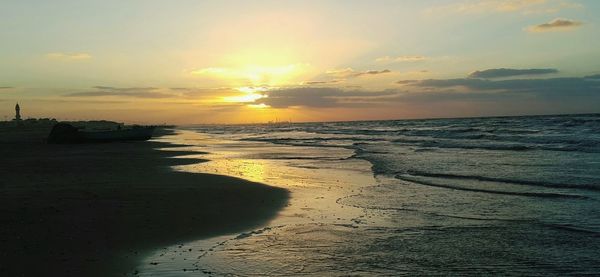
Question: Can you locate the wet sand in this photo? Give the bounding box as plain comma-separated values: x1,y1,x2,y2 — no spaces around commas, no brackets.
0,127,289,276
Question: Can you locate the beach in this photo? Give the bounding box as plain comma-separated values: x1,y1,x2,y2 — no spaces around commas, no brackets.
2,114,600,276
0,126,288,276
139,115,600,275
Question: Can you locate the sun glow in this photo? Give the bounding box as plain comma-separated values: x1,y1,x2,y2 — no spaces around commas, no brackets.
191,63,310,86
222,93,265,103
221,86,269,104
237,86,270,94
248,103,270,109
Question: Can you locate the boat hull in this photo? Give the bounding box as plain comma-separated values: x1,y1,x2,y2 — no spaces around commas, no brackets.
80,127,155,142
48,123,155,143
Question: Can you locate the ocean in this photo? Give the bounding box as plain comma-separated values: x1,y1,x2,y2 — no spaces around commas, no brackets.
140,114,600,275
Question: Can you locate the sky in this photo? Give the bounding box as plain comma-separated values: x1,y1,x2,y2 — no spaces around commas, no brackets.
1,0,599,124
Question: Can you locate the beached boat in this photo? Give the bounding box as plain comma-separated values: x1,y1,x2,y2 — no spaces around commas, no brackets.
48,123,155,143
79,126,155,142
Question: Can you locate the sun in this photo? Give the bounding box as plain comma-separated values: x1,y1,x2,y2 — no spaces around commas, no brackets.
222,86,268,106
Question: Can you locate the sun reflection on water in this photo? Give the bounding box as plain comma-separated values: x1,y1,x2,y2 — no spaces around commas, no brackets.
223,159,267,183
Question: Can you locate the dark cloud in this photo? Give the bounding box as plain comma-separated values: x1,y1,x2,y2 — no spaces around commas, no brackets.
326,68,392,78
305,69,391,85
303,81,331,85
302,80,342,85
0,87,14,89
91,86,157,91
66,86,173,98
469,68,558,79
174,87,239,99
359,69,391,76
353,69,392,77
396,80,416,85
22,99,129,104
400,77,600,98
92,86,116,90
260,72,600,109
584,74,600,80
256,87,398,108
527,18,582,32
375,55,427,63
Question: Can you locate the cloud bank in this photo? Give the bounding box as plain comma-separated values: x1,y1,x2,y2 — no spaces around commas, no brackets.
66,86,173,98
375,55,427,63
469,68,558,78
325,68,391,78
254,73,600,109
255,87,397,108
255,69,600,109
400,76,600,97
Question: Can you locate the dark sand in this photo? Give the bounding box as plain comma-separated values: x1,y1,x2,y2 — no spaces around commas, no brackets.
0,126,289,276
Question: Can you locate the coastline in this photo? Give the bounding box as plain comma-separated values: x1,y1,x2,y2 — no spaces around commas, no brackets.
139,120,600,275
0,127,289,276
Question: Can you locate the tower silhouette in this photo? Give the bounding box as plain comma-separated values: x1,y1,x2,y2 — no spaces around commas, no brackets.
14,103,21,121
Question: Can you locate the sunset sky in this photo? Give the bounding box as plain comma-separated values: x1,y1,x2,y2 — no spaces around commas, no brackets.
1,0,599,124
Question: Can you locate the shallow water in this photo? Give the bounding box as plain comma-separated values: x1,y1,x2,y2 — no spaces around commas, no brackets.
139,114,600,275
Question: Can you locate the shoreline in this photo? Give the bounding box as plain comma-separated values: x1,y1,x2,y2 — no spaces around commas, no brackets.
0,127,289,276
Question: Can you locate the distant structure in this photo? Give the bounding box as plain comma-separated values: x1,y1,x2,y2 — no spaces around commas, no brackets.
14,103,21,121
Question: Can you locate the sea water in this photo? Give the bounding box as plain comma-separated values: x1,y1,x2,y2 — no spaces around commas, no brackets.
139,114,600,275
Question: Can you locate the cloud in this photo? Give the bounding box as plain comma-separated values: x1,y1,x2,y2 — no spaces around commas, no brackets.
361,69,392,76
526,18,582,32
398,68,600,98
301,80,343,85
399,76,600,97
65,86,174,98
256,72,600,110
325,68,355,78
170,87,243,99
375,55,427,63
255,87,398,108
469,68,558,78
325,68,391,78
45,52,92,61
0,86,14,90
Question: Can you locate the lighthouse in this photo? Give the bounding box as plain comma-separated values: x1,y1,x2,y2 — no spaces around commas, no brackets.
14,103,21,121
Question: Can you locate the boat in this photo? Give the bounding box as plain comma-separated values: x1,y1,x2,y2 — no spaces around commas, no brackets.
79,126,155,142
48,123,155,143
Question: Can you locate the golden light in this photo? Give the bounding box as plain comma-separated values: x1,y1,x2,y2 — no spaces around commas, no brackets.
190,49,312,110
221,86,269,104
222,93,265,103
248,103,270,109
191,63,310,87
237,86,270,94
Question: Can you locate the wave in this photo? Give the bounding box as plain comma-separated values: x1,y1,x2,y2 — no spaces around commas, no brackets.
395,174,587,199
261,156,347,161
392,138,534,151
241,136,386,143
541,223,600,236
405,170,600,191
391,138,599,152
189,114,600,154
